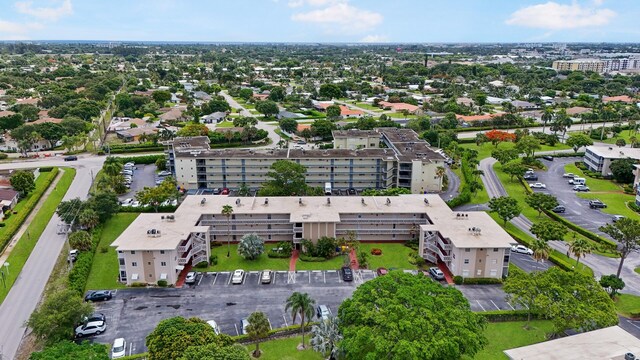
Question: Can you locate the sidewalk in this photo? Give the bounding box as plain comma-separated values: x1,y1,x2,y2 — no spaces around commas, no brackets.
0,169,63,265
349,249,359,269
289,249,299,271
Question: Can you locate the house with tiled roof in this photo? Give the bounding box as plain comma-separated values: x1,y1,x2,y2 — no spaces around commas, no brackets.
603,95,635,103
339,105,363,118
378,101,423,115
455,113,503,122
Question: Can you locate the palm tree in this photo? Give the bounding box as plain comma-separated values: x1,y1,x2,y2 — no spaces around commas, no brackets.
102,156,122,177
541,107,554,134
435,166,446,188
567,238,592,268
246,311,271,357
311,316,342,359
222,205,233,257
285,292,316,348
530,239,550,263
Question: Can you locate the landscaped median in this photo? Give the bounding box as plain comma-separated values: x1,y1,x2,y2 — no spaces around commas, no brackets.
0,167,75,304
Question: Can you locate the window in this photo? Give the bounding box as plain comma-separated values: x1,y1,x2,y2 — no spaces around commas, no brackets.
160,250,165,254
119,270,127,280
462,270,469,277
490,269,497,277
148,262,151,265
132,262,138,267
131,251,136,254
476,270,482,276
465,248,470,252
493,248,498,252
464,259,469,264
119,258,125,266
161,262,167,266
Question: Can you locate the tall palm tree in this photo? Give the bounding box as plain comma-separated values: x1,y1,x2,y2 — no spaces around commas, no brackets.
568,238,592,268
222,205,233,257
435,166,446,188
530,239,550,264
541,107,554,134
246,311,271,357
285,292,316,348
102,156,122,177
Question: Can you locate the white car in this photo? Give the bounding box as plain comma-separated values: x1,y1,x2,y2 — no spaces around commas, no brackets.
261,270,272,284
240,318,250,335
112,338,126,358
158,170,172,177
317,305,331,321
185,271,197,285
207,320,221,335
120,198,133,206
511,245,534,255
231,269,245,284
562,173,575,178
161,199,178,207
75,320,106,337
529,183,546,189
130,201,141,208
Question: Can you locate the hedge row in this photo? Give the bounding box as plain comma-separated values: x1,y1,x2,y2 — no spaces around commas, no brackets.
447,157,474,207
478,310,542,322
456,277,503,285
543,209,616,248
232,323,318,344
267,251,291,259
116,154,164,165
68,226,102,295
108,146,164,154
535,152,584,158
0,168,59,253
119,205,178,213
299,253,331,262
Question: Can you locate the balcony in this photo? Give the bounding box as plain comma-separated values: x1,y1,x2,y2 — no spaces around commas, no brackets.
177,238,192,253
192,243,206,254
178,249,192,265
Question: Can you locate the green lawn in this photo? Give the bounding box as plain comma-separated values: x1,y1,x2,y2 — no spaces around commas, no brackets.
615,294,640,318
450,164,489,205
358,243,416,270
602,129,638,145
353,102,383,112
252,336,322,360
216,120,236,128
563,163,622,192
205,244,290,272
0,168,75,304
85,213,139,291
576,192,637,218
461,142,571,163
386,112,418,119
296,254,347,271
470,320,554,360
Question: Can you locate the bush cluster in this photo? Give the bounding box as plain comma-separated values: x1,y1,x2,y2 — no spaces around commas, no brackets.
458,277,503,285
68,227,102,295
116,154,164,165
104,142,164,154
478,310,541,322
370,248,382,255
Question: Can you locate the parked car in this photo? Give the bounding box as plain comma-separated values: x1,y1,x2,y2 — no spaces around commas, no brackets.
429,267,445,280
221,187,230,195
529,183,546,189
64,155,78,161
542,155,554,161
511,245,533,255
207,320,220,335
612,215,625,222
562,173,576,178
157,170,172,177
68,249,78,262
523,174,538,181
121,169,133,176
231,269,245,284
84,290,112,302
341,266,353,282
589,200,607,209
316,305,331,321
573,185,590,192
112,338,126,359
75,320,106,337
348,188,356,195
551,205,566,213
185,271,197,285
212,188,221,195
155,179,165,185
261,270,272,284
376,267,388,276
160,199,178,207
83,313,106,324
240,318,250,335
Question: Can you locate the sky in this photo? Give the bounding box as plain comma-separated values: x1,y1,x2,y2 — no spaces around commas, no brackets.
0,0,639,43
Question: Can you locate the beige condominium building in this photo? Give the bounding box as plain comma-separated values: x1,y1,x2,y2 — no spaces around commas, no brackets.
111,194,513,285
552,59,605,73
164,128,446,194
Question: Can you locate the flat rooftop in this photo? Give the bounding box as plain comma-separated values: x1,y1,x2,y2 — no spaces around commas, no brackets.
378,128,445,163
503,326,640,360
174,147,396,160
587,145,640,160
332,129,379,138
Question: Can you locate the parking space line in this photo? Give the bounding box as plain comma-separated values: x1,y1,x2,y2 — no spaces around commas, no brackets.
283,314,288,327
490,300,500,310
257,273,261,285
268,318,273,330
476,300,486,311
227,275,232,285
197,274,204,286
323,271,326,283
507,302,515,310
212,273,218,286
234,324,239,336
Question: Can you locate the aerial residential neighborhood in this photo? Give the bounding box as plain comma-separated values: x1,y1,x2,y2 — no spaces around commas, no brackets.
1,1,640,360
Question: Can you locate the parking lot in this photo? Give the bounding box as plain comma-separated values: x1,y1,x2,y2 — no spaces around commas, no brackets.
117,164,157,202
509,252,553,273
456,284,521,312
90,269,378,354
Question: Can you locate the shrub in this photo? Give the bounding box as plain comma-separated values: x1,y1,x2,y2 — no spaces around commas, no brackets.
408,251,426,266
0,223,4,227
267,251,290,259
209,254,218,265
130,282,147,287
629,201,640,213
157,279,168,287
299,253,328,262
38,167,53,172
100,246,109,253
194,261,208,268
116,154,164,165
478,310,541,322
0,153,7,160
68,227,101,295
370,248,382,256
357,250,368,268
453,276,463,285
461,277,502,285
404,239,419,250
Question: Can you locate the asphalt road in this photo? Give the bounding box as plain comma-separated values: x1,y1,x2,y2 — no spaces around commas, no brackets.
219,91,280,148
0,155,104,360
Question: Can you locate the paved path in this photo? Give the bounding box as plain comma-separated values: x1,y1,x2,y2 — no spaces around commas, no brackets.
0,169,64,265
349,249,359,270
440,167,460,201
0,156,104,360
219,91,281,148
289,249,299,272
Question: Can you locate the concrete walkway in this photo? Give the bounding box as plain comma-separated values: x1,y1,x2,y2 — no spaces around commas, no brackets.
349,249,359,270
0,169,64,265
289,249,299,271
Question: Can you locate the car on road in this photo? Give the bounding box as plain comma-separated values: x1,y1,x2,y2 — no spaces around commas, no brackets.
376,267,388,276
240,318,250,335
551,205,566,213
562,173,576,178
612,215,625,222
207,320,221,335
84,290,112,302
185,271,197,285
120,198,133,207
573,185,590,192
529,183,546,189
317,305,331,321
157,170,172,177
261,270,272,284
231,269,245,284
64,155,78,161
523,174,538,181
341,266,353,282
112,338,126,359
542,155,554,161
511,245,533,255
75,320,106,337
589,200,607,209
429,267,445,280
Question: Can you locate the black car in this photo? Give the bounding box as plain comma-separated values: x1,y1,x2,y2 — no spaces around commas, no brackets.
589,200,607,209
64,155,78,161
551,205,566,213
84,290,113,302
348,188,356,195
523,174,538,181
542,155,554,161
341,266,353,282
84,313,106,323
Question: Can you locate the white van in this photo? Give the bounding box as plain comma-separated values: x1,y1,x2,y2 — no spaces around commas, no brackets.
570,177,586,185
324,182,332,195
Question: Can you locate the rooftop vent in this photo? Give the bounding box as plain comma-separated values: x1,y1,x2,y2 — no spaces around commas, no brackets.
147,229,161,237
424,198,430,206
299,198,303,205
200,198,206,206
264,198,269,205
361,198,366,205
386,198,391,206
327,198,331,205
162,215,175,222
468,227,481,236
236,198,241,205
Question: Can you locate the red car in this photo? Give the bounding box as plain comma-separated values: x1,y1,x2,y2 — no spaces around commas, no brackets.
376,267,388,276
220,188,230,195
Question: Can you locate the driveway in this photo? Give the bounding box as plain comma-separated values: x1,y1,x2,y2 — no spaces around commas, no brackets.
456,284,520,312
117,164,157,202
440,167,460,201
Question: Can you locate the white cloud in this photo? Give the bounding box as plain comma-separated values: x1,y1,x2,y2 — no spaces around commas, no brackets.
360,34,389,43
0,20,42,39
506,1,615,30
292,2,382,33
15,0,73,21
289,0,342,7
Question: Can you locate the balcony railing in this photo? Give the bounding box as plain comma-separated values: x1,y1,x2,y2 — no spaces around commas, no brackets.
178,250,192,265
177,238,192,253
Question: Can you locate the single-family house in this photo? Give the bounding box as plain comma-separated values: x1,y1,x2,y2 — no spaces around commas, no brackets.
377,101,423,115
456,97,475,107
192,91,212,102
253,93,269,101
339,105,364,118
510,100,537,110
565,107,592,117
108,117,147,132
159,107,187,122
202,112,228,124
0,188,19,211
455,113,503,123
276,111,302,120
486,96,509,105
116,127,158,143
603,95,635,104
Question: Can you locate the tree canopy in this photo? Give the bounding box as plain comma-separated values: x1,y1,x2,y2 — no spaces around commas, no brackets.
259,160,308,196
27,289,93,344
488,196,521,226
30,341,109,360
338,271,487,360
